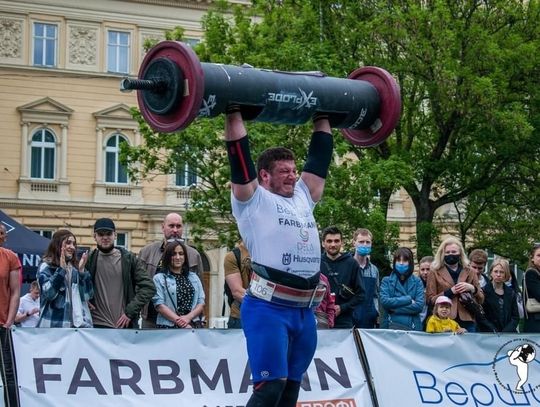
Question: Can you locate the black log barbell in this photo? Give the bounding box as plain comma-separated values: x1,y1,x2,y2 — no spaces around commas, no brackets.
121,41,401,147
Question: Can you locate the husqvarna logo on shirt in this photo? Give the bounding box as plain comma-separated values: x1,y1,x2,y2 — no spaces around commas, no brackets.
282,253,292,265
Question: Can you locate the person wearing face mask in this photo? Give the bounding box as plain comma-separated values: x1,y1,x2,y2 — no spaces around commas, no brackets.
426,237,484,332
351,228,380,328
379,247,425,331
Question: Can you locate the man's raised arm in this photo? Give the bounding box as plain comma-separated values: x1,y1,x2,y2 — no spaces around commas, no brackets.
224,112,259,202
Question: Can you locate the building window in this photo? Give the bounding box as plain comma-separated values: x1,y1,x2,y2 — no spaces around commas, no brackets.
115,232,128,249
175,162,197,187
31,129,56,179
107,31,130,74
105,134,128,184
33,22,57,67
33,230,53,239
185,38,200,48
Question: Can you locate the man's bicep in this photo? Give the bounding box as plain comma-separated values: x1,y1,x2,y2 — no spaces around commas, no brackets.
231,182,258,202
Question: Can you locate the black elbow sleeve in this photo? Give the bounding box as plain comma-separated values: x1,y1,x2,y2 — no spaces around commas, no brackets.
226,135,257,184
302,131,333,179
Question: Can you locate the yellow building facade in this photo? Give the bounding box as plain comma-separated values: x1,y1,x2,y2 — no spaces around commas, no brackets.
0,0,249,324
0,0,457,325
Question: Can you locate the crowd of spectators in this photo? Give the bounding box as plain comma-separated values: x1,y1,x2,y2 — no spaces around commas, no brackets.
0,215,539,406
224,226,539,336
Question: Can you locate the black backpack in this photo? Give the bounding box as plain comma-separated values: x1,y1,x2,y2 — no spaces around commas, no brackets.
222,247,241,315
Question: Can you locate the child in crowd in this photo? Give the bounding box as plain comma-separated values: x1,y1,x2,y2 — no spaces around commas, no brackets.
417,256,433,329
426,296,466,334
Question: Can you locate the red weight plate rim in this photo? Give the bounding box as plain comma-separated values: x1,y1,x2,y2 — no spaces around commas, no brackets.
138,41,204,133
341,66,401,147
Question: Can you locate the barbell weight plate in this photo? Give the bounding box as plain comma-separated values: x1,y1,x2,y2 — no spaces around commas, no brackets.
138,41,204,133
341,66,401,147
141,57,184,116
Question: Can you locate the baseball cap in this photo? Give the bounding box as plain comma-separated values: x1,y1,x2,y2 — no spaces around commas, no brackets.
435,296,452,306
93,218,116,232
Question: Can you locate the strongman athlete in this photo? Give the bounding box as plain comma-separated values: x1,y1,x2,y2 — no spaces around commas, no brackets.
224,110,333,406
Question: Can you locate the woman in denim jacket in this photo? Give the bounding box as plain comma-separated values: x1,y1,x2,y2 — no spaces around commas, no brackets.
152,240,205,328
38,229,93,328
380,247,425,331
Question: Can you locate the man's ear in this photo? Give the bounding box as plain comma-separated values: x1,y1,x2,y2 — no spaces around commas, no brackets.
259,169,269,183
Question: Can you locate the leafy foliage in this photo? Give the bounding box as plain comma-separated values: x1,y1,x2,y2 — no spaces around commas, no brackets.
123,0,539,268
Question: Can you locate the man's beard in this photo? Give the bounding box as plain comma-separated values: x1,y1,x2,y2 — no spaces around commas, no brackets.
97,244,115,253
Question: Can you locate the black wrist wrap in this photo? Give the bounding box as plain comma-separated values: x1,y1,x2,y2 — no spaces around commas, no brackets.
302,131,333,179
226,135,257,184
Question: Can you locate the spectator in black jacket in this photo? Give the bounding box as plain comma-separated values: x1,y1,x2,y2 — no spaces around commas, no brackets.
320,226,365,328
478,258,519,333
523,243,540,333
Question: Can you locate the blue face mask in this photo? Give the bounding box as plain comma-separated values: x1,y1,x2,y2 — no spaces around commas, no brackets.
394,263,409,274
356,246,371,256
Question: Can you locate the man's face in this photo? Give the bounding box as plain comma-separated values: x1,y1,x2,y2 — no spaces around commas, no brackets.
94,230,116,252
469,261,486,277
261,160,297,198
322,233,342,257
353,234,372,248
0,226,6,246
162,214,183,239
30,288,40,300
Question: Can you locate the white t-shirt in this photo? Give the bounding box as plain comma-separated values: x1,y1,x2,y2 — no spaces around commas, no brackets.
232,179,320,278
17,293,40,327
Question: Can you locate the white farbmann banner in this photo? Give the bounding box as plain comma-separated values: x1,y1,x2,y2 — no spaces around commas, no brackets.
13,328,371,407
358,330,540,407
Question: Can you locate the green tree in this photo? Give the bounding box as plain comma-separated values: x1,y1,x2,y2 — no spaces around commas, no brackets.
320,0,540,260
124,0,539,268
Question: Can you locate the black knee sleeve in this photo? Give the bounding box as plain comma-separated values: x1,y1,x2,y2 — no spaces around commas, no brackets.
278,380,301,407
246,379,286,407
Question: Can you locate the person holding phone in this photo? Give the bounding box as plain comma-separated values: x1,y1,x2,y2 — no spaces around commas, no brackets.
37,229,94,328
